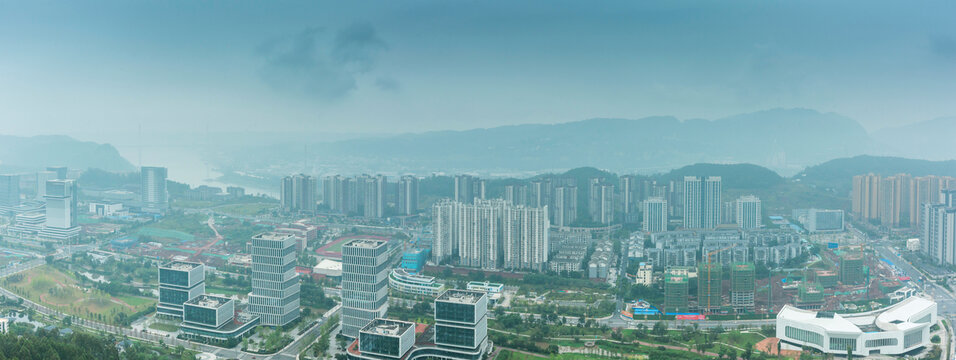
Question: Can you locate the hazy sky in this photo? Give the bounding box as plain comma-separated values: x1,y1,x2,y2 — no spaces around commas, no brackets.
1,0,955,139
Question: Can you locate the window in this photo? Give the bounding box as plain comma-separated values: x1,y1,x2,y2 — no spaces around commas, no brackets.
784,326,823,346
829,337,856,351
904,330,923,348
865,338,897,347
435,324,475,348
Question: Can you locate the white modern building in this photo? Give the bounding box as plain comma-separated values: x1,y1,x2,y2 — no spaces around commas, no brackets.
776,296,937,356
388,268,444,297
40,179,80,241
682,176,721,229
249,232,300,326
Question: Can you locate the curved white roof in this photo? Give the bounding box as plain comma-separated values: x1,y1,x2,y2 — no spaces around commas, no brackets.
778,296,935,335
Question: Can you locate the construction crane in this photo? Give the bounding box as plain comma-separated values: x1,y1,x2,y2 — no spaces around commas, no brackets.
704,244,736,313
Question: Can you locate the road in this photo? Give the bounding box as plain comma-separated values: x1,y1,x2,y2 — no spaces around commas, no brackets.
877,245,956,360
0,248,329,360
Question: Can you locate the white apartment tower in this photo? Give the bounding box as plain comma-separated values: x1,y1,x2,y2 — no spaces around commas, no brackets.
643,197,668,233
735,195,762,230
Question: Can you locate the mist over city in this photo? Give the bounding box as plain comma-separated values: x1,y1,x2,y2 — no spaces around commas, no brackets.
1,1,955,360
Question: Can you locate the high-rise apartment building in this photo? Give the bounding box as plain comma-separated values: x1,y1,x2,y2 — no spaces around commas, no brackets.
683,176,721,229
589,180,615,225
552,186,577,227
852,174,882,221
730,262,755,311
528,179,552,209
432,199,549,271
141,166,168,213
454,175,484,203
921,189,956,265
280,174,316,214
341,238,390,339
364,175,387,218
398,175,419,215
664,271,689,313
249,232,300,326
503,184,528,206
642,197,668,233
698,263,722,312
735,195,762,230
620,175,637,216
157,261,205,318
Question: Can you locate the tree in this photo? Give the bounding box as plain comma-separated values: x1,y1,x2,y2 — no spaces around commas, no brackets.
652,321,667,336
45,255,54,264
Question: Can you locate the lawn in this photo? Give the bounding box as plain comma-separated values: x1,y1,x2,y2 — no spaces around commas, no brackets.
215,203,276,216
148,322,180,332
1,265,156,325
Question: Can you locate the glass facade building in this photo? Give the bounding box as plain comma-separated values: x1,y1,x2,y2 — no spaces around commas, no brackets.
342,238,390,339
249,232,300,326
434,289,488,351
157,261,205,318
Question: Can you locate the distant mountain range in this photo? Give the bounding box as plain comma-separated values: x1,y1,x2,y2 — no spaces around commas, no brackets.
308,108,875,176
872,117,956,161
0,135,134,173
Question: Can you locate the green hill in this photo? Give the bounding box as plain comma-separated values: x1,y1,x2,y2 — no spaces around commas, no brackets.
797,155,956,193
660,163,784,189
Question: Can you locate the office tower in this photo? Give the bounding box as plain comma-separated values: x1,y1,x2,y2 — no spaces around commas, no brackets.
358,319,416,359
642,197,668,233
730,262,755,311
397,175,419,216
528,179,552,209
0,174,19,210
664,271,689,313
620,175,637,216
589,181,615,225
735,195,761,230
364,175,386,218
839,254,864,285
46,166,68,179
341,238,390,339
41,179,80,240
502,203,550,271
503,184,528,206
682,176,721,229
281,173,316,214
249,232,300,326
141,166,168,213
35,171,56,200
553,186,577,227
454,175,480,203
434,289,489,355
157,261,205,318
852,174,881,221
698,263,722,312
921,190,956,265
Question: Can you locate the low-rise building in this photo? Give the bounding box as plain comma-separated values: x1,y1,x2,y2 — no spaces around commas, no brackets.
389,269,444,297
635,262,653,286
776,296,937,356
180,295,258,346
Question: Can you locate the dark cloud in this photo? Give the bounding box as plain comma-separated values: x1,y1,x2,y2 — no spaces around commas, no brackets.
257,23,389,100
374,76,401,92
931,35,956,62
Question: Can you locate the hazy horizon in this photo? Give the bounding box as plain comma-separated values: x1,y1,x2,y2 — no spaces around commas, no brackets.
2,0,956,141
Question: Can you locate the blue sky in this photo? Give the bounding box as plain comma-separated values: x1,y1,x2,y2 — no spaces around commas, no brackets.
1,0,954,138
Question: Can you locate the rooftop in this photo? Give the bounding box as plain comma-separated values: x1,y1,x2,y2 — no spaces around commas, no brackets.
185,294,232,308
161,261,202,271
361,318,414,336
252,232,294,241
437,289,485,304
345,238,388,249
778,296,936,334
